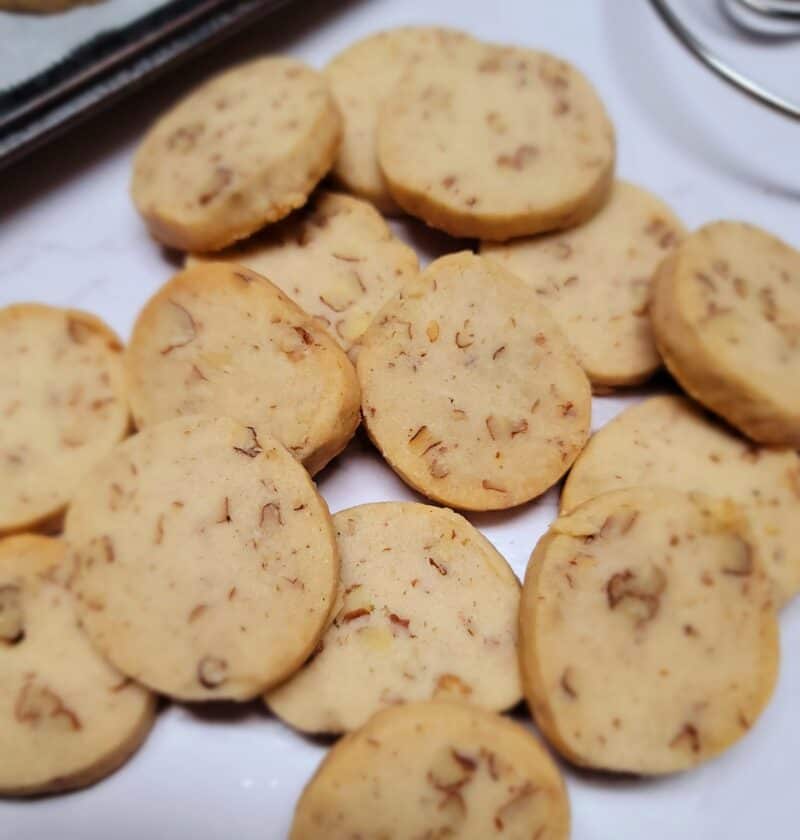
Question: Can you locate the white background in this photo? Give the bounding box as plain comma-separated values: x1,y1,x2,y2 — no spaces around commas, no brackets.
1,1,799,838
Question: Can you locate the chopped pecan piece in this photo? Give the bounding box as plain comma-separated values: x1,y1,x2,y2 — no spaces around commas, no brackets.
342,606,373,623
259,502,283,528
434,673,471,697
15,678,82,731
722,539,754,577
197,656,228,689
160,300,197,355
669,722,700,753
494,781,537,831
0,584,24,645
606,566,667,625
233,426,262,458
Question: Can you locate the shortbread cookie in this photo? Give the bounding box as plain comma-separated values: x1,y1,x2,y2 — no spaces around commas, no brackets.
64,416,339,702
520,488,778,775
357,252,591,510
482,180,685,388
0,535,155,796
188,191,418,354
651,221,800,445
378,43,615,240
126,262,360,476
131,57,342,252
324,27,479,213
266,502,521,733
290,701,570,840
562,395,800,604
0,304,129,536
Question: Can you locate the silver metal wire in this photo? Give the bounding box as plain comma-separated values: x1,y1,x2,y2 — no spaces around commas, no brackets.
734,0,800,21
648,0,800,120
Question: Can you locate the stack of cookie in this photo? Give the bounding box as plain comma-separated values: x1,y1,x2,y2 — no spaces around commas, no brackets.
2,23,799,840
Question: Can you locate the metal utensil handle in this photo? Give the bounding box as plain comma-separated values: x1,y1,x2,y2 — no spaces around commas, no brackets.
648,0,800,120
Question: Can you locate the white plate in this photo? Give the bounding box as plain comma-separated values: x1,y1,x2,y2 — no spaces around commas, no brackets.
0,0,798,837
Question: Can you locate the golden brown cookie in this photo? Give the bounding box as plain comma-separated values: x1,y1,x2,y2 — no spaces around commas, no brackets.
562,394,800,605
357,252,592,510
482,180,686,389
0,535,155,796
266,502,521,733
188,191,418,355
0,304,129,536
290,701,570,840
378,42,615,239
651,221,800,446
324,26,480,213
520,488,779,775
126,262,360,476
131,57,341,252
64,416,339,702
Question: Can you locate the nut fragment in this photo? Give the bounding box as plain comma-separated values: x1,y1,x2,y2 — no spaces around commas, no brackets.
14,678,82,731
669,722,701,754
160,300,197,355
197,656,229,689
494,781,537,831
233,426,262,458
434,673,472,697
606,566,667,625
0,584,24,645
66,317,95,345
722,538,754,577
259,501,284,527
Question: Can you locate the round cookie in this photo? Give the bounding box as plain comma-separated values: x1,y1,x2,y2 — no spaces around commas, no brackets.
520,488,779,775
562,395,800,605
126,262,360,476
188,191,419,355
482,180,686,389
651,221,800,446
0,535,155,796
64,415,339,702
0,304,129,536
357,252,592,511
377,42,615,240
290,701,570,840
131,56,342,252
266,502,521,733
324,26,480,213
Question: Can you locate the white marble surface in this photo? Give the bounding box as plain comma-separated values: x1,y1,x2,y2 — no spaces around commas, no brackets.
1,1,798,838
0,0,170,89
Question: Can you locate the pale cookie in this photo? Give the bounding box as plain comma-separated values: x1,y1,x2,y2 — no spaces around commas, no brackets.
290,701,570,840
377,42,615,240
126,262,360,476
131,56,342,252
562,395,800,604
0,304,129,536
266,502,521,733
324,27,480,213
520,488,778,775
64,416,339,702
0,535,155,796
483,180,686,389
357,252,591,510
651,221,800,446
188,191,418,354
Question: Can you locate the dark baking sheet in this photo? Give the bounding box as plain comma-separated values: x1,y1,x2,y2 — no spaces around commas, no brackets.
0,0,298,170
